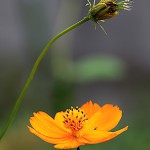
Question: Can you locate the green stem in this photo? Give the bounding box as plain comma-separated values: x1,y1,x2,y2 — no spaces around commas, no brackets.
77,147,80,150
0,16,89,140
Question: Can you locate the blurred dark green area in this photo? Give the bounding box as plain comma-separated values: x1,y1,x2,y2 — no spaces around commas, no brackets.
0,0,150,150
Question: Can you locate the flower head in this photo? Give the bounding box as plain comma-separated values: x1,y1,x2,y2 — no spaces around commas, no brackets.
87,0,133,21
28,101,128,149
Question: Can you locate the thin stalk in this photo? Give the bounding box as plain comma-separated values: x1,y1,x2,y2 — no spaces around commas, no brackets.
0,16,90,140
77,147,80,150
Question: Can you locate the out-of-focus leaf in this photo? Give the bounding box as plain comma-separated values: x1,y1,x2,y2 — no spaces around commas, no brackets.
74,55,127,82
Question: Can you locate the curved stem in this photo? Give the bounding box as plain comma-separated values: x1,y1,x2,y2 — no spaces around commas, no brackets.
0,16,89,140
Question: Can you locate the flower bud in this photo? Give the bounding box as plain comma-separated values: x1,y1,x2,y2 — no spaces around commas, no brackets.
88,0,133,22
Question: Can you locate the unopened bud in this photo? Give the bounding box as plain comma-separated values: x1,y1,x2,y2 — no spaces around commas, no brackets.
87,0,133,22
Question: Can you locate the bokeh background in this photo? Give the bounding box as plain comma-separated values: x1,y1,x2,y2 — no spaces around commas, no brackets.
0,0,150,150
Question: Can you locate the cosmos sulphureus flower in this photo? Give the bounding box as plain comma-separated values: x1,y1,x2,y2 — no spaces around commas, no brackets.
28,101,128,149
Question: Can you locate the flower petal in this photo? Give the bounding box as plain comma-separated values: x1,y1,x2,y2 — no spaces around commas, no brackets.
80,126,128,144
80,100,101,118
96,104,122,131
28,111,70,138
81,109,103,133
54,136,84,149
54,111,71,133
28,126,72,144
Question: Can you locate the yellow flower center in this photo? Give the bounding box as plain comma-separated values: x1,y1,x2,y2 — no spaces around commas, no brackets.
63,106,87,131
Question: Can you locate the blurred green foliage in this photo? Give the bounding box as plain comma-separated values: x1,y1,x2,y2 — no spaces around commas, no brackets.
75,55,126,82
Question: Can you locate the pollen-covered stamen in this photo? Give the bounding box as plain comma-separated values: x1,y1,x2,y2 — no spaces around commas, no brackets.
63,106,87,131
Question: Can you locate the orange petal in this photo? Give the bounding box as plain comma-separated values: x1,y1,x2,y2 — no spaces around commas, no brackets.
28,126,72,144
80,100,101,118
80,126,128,144
54,111,71,133
82,109,103,133
29,111,70,138
96,104,122,131
54,136,84,149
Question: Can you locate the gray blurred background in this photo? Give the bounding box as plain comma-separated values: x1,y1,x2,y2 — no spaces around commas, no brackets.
0,0,150,150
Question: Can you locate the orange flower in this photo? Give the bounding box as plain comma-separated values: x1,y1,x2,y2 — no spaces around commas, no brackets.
28,101,128,149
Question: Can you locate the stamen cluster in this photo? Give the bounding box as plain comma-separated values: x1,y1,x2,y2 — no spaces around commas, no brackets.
63,106,88,131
